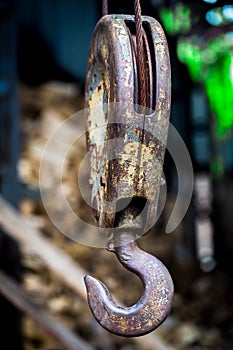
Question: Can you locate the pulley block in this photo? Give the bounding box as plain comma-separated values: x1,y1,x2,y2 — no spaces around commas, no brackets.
85,15,171,233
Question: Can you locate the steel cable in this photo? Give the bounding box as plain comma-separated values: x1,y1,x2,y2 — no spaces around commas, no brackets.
134,0,147,108
102,0,108,16
102,0,146,108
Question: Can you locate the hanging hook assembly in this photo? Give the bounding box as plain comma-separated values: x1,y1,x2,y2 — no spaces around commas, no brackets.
85,231,173,336
84,5,173,336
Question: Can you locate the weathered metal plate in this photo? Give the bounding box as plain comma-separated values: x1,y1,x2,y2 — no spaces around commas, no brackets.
85,15,171,233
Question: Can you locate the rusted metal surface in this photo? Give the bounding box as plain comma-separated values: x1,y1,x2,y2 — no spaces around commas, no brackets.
85,15,171,233
85,231,174,337
84,14,172,337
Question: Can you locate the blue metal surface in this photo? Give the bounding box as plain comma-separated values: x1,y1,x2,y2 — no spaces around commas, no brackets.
18,0,99,81
0,0,20,206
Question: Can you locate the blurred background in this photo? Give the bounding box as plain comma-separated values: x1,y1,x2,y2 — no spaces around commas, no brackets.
0,0,233,349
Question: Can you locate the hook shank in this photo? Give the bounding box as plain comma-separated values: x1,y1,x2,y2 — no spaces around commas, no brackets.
84,232,174,337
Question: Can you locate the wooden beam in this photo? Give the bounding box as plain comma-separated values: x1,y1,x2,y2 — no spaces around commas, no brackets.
0,269,94,350
0,195,86,299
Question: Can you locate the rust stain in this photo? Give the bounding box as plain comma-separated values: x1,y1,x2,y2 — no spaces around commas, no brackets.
85,14,170,232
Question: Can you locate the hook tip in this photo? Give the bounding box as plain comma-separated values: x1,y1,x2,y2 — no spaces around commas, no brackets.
84,274,105,294
84,275,100,300
84,274,113,308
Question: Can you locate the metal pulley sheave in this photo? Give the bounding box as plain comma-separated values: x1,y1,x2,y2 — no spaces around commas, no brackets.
84,13,174,337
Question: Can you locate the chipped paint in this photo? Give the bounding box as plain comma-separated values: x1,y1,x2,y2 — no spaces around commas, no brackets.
85,14,171,232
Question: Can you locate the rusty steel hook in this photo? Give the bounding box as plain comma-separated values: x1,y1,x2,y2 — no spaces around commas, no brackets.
84,232,174,337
